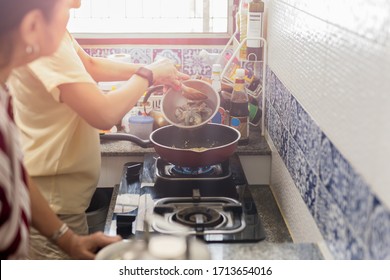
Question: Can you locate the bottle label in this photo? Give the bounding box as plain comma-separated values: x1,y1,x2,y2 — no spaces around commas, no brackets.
247,12,262,48
230,116,249,139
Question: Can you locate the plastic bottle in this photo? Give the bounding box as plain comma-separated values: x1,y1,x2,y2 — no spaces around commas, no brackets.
238,0,250,60
247,0,264,61
229,68,249,145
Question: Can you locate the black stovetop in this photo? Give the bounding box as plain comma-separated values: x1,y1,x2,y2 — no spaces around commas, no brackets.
114,154,266,243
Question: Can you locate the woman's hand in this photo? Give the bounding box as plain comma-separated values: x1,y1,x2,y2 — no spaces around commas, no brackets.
146,57,189,90
58,230,122,260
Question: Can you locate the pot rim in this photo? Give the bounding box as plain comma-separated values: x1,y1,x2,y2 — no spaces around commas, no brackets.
149,123,240,153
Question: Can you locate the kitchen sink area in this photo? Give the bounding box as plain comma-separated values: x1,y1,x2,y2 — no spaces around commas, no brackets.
99,126,324,260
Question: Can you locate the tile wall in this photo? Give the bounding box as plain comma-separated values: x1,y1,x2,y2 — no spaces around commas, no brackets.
266,66,390,259
265,0,390,259
83,46,222,77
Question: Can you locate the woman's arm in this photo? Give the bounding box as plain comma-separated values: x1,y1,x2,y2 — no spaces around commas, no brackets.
29,176,121,259
58,58,188,130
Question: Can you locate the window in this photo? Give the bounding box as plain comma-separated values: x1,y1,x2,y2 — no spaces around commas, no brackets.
67,0,234,37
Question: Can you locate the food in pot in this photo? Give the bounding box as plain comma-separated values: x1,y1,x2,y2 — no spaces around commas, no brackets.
174,101,213,126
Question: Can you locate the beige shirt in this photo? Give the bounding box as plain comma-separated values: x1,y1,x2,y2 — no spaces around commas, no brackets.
9,34,101,214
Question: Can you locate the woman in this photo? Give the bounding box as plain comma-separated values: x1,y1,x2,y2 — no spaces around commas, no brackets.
8,0,189,259
0,0,121,260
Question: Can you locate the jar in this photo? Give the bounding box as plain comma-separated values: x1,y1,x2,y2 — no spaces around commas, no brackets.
127,115,154,140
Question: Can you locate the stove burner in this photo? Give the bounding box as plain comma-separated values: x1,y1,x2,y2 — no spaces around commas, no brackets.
173,206,224,228
171,165,214,176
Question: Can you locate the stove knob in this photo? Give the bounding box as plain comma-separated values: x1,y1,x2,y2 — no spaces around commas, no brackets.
116,214,136,238
125,163,142,183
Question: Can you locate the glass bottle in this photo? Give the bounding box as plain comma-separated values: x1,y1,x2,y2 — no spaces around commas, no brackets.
229,68,249,145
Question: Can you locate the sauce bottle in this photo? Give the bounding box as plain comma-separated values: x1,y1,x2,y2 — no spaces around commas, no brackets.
229,68,249,145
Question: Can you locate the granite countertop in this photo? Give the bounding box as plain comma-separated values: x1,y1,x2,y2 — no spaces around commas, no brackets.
100,126,271,156
206,185,323,260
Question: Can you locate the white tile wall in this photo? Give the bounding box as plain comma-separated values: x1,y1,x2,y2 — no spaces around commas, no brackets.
267,0,390,209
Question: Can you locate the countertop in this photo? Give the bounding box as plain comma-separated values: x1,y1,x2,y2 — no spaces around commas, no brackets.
100,126,271,156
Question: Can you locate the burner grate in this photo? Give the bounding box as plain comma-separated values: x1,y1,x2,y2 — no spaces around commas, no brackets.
171,166,214,176
155,157,231,181
173,206,224,228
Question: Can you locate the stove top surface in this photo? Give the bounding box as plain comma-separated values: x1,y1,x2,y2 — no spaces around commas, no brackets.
116,154,266,243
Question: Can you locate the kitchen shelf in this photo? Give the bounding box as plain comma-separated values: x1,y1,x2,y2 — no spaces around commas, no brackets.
215,30,267,135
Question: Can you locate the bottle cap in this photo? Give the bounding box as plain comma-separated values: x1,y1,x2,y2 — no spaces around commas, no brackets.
212,64,222,73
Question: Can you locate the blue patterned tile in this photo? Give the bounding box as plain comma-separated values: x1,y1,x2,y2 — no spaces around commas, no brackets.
287,135,317,216
289,97,299,139
268,106,283,154
319,134,374,239
316,185,365,259
267,68,389,259
288,96,321,172
273,76,291,126
366,202,390,259
267,68,276,99
319,135,333,185
280,124,289,164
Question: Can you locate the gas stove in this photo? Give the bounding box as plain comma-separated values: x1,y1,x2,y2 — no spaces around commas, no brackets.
114,153,265,243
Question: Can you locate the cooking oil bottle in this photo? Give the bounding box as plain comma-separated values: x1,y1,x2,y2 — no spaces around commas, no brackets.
229,68,249,145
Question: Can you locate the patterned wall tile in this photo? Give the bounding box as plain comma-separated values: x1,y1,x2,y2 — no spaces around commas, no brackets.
287,132,317,216
366,201,390,259
125,48,153,64
183,49,212,76
268,66,390,259
289,97,321,173
268,106,288,163
320,133,375,238
316,183,366,259
153,49,182,67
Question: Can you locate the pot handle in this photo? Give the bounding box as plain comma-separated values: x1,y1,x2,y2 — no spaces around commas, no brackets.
142,85,164,115
143,85,164,104
100,133,152,148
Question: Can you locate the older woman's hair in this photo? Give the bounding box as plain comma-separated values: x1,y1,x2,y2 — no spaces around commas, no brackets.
0,0,60,67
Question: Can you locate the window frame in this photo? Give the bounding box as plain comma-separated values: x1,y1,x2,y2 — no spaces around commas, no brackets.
70,0,238,45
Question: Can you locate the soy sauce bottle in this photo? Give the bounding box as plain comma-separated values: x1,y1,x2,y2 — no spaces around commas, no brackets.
229,68,249,145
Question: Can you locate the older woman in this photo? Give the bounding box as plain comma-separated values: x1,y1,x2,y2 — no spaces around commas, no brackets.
0,0,120,260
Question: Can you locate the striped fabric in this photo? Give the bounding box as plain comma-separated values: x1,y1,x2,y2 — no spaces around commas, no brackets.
0,85,30,259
